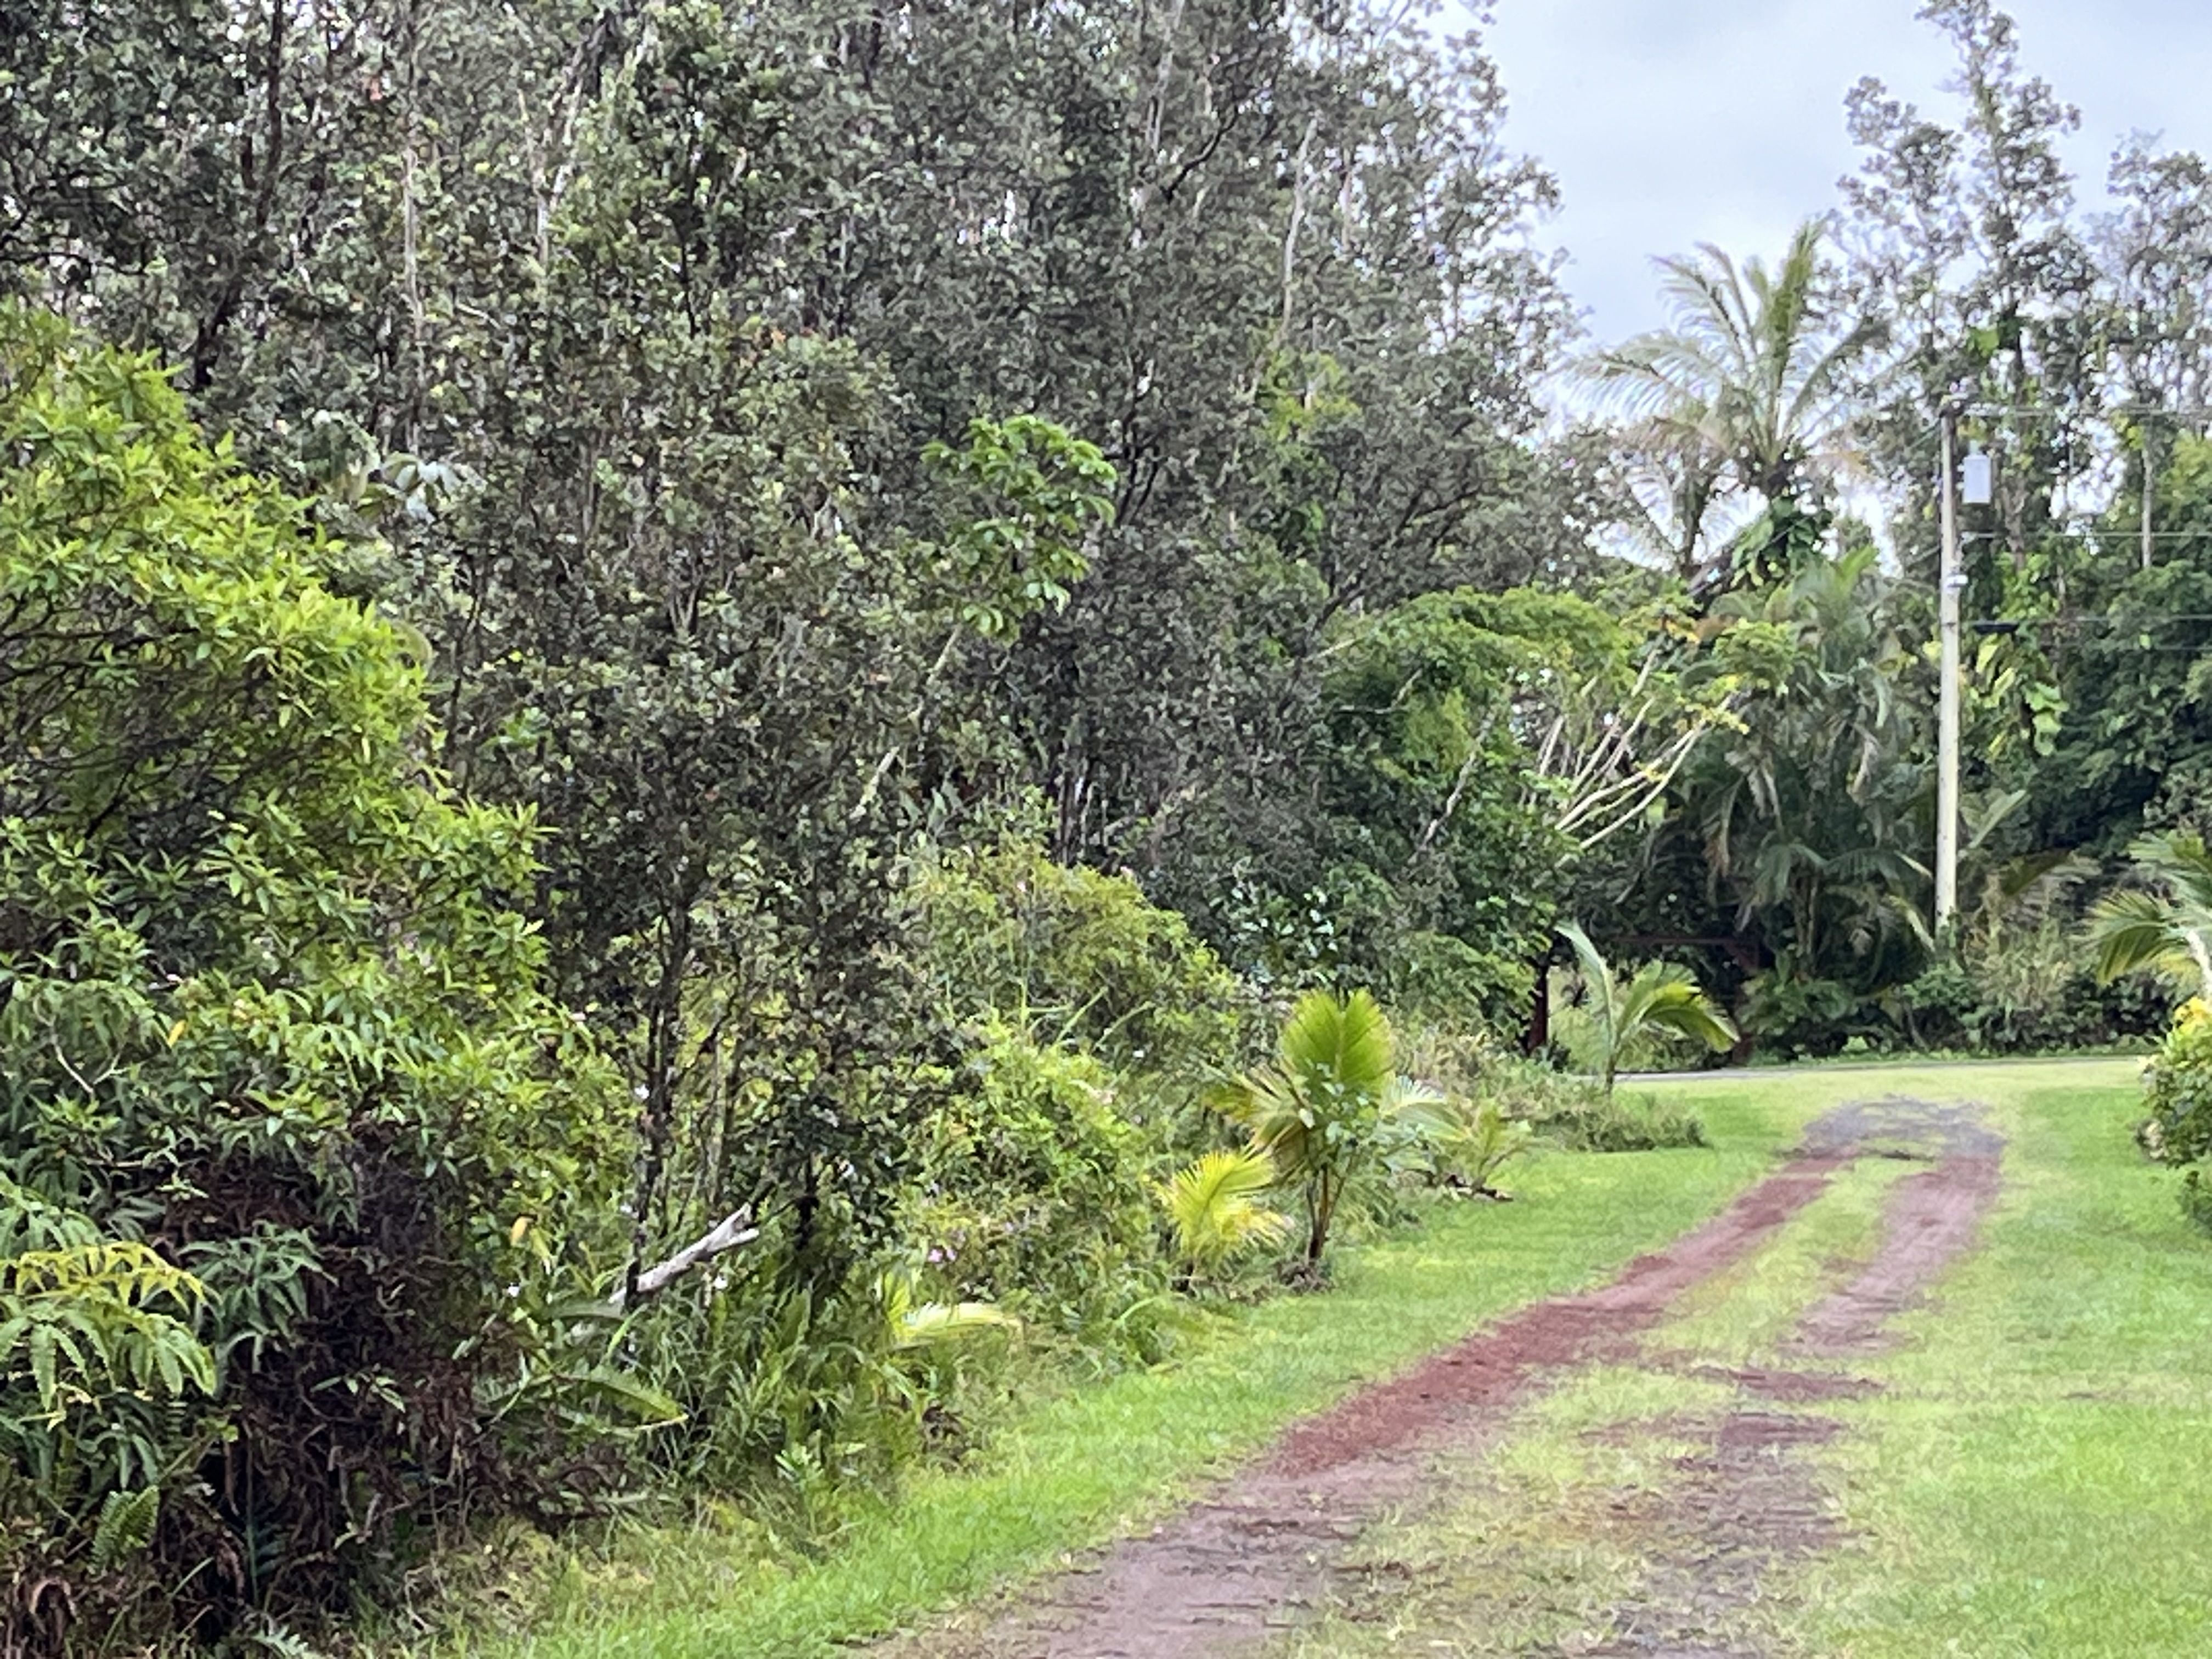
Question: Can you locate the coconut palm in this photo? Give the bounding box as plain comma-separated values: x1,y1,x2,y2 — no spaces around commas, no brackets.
1559,923,1739,1096
1214,989,1437,1268
1589,220,1884,588
2088,832,2212,1001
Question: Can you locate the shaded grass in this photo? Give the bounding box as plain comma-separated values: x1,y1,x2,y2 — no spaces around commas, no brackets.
458,1116,1803,1659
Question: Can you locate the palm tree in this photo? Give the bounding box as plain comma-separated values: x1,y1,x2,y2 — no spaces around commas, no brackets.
1214,989,1437,1268
1559,923,1739,1096
1688,544,1931,990
2088,832,2212,1000
1589,220,1884,588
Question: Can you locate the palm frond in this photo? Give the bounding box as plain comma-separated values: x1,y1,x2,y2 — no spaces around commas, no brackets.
1557,921,1612,1007
1159,1148,1290,1273
2087,890,2203,987
890,1300,1023,1351
1214,1067,1312,1175
1278,986,1395,1102
2130,831,2212,911
1620,966,1740,1053
878,1269,1022,1351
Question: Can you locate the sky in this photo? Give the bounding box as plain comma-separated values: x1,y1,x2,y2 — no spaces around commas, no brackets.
1473,0,2212,348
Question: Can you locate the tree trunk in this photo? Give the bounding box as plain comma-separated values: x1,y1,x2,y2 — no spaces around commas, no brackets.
1522,961,1551,1056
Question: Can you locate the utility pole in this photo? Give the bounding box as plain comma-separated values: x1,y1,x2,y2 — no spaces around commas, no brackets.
1935,408,1961,936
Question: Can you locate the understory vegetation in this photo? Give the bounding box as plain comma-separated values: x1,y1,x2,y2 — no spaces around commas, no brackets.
7,0,2212,1649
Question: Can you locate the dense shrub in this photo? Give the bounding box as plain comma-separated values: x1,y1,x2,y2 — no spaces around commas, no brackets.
1526,1092,1711,1153
2142,1001,2212,1170
910,832,1252,1094
906,1019,1161,1338
0,311,628,1644
1386,930,1537,1042
2132,1000,2212,1236
1896,955,2168,1055
1743,953,2165,1060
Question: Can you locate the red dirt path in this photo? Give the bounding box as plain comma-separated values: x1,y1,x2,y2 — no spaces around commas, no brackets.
879,1098,2003,1659
1577,1102,2005,1657
879,1155,1848,1658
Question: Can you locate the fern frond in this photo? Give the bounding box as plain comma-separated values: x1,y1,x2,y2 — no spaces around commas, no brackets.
91,1486,160,1574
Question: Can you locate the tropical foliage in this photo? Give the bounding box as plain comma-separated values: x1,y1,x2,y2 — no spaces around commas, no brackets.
1158,1151,1292,1285
0,306,629,1641
2089,833,2212,999
1215,991,1440,1268
14,0,2212,1644
1558,926,1739,1096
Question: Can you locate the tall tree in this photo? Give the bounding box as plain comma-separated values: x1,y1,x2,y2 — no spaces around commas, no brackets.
1589,221,1883,590
1841,0,2099,586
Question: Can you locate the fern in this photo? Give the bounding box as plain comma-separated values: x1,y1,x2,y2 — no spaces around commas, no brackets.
89,1486,160,1574
0,1239,215,1412
247,1618,333,1659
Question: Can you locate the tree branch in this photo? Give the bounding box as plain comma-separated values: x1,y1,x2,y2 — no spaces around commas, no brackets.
611,1207,759,1310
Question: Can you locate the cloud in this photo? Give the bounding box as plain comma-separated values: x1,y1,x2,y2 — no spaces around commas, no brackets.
1474,0,2212,343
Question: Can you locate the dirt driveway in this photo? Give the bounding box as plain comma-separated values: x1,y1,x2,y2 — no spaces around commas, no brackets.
872,1097,2002,1659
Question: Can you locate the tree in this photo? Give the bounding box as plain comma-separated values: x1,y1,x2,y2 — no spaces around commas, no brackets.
1841,0,2099,590
1558,925,1738,1096
1590,221,1884,590
1215,990,1437,1269
1656,543,1934,1042
0,0,1584,1293
0,307,627,1638
2098,140,2212,571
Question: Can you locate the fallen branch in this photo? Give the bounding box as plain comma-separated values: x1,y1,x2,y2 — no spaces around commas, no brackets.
613,1207,758,1310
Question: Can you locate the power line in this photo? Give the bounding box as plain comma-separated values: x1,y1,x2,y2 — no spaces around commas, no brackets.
1970,612,2212,626
1960,528,2212,541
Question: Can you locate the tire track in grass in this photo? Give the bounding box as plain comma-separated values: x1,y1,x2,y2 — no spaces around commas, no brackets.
881,1156,1851,1657
1578,1097,2004,1659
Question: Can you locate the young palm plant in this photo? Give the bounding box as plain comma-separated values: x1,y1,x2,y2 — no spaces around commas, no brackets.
2087,831,2212,1000
1559,923,1739,1096
1157,1148,1291,1286
1214,989,1438,1270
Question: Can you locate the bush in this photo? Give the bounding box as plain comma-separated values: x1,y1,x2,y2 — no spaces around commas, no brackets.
1527,1093,1711,1153
0,308,628,1644
2142,1000,2212,1170
905,1019,1161,1339
909,833,1251,1091
1384,930,1534,1042
1898,952,2168,1055
1401,1028,1706,1152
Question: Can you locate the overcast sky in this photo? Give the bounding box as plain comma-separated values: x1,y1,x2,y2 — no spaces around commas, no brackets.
1474,1,2212,348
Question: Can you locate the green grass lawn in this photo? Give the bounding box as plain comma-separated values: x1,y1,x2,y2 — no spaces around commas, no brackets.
443,1058,2212,1659
1268,1057,2212,1658
1801,1063,2212,1656
444,1092,1809,1659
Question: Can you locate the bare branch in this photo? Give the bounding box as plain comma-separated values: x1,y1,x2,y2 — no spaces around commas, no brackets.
611,1207,758,1310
